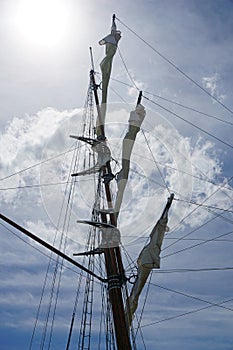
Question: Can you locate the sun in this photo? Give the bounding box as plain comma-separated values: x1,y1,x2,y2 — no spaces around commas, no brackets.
14,0,69,47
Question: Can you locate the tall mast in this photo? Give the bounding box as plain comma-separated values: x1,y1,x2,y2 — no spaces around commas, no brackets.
90,67,132,349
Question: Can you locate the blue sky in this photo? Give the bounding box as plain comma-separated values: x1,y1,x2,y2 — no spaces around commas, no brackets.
0,0,233,349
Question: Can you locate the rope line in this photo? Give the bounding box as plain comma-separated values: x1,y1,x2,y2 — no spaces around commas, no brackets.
116,17,233,116
174,197,233,214
0,145,81,183
134,273,152,341
166,176,233,249
154,267,233,273
132,152,233,194
118,48,140,91
143,90,233,126
110,76,233,126
143,95,233,149
141,129,171,195
141,297,233,328
151,282,233,312
162,229,233,259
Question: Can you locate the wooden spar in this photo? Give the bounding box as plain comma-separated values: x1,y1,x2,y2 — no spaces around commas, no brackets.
0,213,107,283
90,71,132,349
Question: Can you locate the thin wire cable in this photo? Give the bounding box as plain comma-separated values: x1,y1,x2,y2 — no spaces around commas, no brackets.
141,129,171,195
0,145,81,182
41,175,76,348
165,237,233,243
38,134,83,348
154,267,233,273
116,17,233,116
36,171,78,350
133,151,233,194
167,204,233,258
117,48,140,91
0,222,88,278
110,76,233,127
144,95,233,149
141,297,233,328
172,195,233,227
47,176,78,349
134,273,152,340
107,75,233,203
0,181,74,191
143,90,233,126
151,281,233,312
175,197,233,214
162,229,233,259
165,175,233,250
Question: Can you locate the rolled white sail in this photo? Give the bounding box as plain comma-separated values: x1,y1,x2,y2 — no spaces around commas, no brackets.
96,16,121,137
126,193,174,327
71,139,111,176
114,104,146,216
77,220,121,248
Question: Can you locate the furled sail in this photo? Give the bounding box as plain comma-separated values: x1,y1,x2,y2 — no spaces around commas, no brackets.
70,136,111,176
77,220,121,249
114,103,146,217
126,194,174,327
96,14,121,137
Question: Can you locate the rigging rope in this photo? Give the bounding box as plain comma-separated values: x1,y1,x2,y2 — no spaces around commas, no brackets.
110,76,233,127
162,229,233,259
116,17,233,116
162,203,233,258
143,90,233,127
154,267,233,273
134,273,152,341
141,297,233,328
166,175,233,245
174,197,233,214
117,48,140,91
111,78,233,125
39,151,78,349
0,144,82,183
143,95,233,149
141,129,171,195
131,152,233,194
151,282,233,312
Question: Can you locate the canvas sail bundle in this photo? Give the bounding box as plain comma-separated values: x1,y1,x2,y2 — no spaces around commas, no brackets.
126,194,174,327
70,137,111,176
96,15,121,137
115,103,146,216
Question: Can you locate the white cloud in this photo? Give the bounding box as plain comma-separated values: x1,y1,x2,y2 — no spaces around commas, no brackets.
0,107,81,204
202,74,226,103
1,106,232,244
1,105,233,349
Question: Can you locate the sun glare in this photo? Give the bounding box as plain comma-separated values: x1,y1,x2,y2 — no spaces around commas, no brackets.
14,0,69,47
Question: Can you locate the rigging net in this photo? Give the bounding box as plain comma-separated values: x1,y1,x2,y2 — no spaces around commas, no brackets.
65,73,119,349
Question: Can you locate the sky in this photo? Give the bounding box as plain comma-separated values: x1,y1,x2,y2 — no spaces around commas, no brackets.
0,0,233,349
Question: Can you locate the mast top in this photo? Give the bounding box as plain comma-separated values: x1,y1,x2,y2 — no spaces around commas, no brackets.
160,193,174,220
137,91,143,106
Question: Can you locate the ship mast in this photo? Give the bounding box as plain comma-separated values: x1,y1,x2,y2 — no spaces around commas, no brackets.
90,67,132,349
